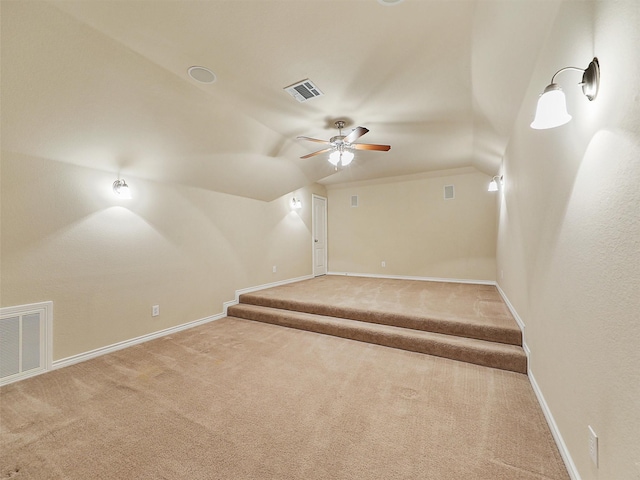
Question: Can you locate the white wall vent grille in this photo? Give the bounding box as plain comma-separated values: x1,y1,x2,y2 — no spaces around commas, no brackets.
444,185,455,200
284,79,324,102
351,195,359,207
0,301,52,386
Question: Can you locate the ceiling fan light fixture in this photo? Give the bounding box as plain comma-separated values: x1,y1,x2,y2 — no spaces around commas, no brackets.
298,120,390,164
329,150,354,167
340,150,354,166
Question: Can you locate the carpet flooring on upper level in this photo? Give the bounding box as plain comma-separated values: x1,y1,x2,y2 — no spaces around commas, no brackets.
229,275,527,373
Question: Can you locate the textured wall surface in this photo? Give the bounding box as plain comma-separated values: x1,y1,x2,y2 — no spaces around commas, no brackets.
0,153,325,360
327,168,497,281
497,1,640,478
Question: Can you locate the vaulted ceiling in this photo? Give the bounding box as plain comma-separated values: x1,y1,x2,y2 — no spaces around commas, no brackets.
1,0,562,201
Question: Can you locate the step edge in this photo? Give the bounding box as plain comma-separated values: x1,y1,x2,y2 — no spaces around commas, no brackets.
227,313,527,374
229,301,522,347
229,304,522,352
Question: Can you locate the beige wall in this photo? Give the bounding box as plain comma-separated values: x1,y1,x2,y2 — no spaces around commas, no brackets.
327,168,497,281
497,1,640,479
0,151,325,360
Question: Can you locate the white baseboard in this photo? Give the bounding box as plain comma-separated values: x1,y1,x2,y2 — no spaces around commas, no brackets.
326,271,496,286
53,274,314,372
224,274,314,314
8,273,581,480
495,283,525,331
529,369,581,480
53,311,225,370
496,284,580,480
495,283,531,357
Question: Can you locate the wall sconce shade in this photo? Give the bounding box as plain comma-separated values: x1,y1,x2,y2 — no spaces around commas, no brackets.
531,57,600,130
113,179,131,199
530,84,572,129
291,197,302,209
488,175,503,192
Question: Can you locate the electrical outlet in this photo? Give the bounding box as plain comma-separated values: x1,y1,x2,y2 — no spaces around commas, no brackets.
272,265,277,273
588,425,598,467
152,305,159,317
381,261,386,268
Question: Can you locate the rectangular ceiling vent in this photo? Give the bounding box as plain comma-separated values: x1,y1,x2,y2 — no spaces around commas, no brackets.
284,79,324,103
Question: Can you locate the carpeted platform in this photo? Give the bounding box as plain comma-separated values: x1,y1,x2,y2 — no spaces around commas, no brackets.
228,275,527,373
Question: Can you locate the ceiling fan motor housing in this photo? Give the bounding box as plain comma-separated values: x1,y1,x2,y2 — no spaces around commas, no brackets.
297,120,390,160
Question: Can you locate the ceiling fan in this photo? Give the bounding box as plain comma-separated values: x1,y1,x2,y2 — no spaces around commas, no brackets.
297,120,391,167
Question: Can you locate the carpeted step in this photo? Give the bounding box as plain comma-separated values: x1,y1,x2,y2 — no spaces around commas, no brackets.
227,304,527,374
238,291,522,347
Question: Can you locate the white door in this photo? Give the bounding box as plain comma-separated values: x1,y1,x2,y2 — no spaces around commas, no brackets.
312,195,327,276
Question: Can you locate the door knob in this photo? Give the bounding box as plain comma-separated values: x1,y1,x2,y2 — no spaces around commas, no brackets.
314,239,318,243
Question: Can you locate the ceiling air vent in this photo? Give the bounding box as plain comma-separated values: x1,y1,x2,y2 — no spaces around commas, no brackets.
284,79,324,103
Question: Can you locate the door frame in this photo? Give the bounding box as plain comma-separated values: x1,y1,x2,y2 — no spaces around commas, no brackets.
312,194,328,277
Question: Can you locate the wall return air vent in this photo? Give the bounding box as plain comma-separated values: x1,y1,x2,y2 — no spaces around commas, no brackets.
444,185,455,200
1,301,52,386
284,79,324,103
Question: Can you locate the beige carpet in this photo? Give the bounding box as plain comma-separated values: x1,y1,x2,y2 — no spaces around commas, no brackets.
230,276,527,373
1,316,569,479
238,276,521,343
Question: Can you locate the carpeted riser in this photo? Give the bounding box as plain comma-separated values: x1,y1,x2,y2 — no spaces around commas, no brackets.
227,304,527,374
238,295,522,346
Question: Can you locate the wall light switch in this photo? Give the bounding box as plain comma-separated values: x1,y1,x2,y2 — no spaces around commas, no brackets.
152,305,160,317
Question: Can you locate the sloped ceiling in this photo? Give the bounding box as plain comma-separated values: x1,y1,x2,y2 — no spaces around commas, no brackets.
1,0,562,201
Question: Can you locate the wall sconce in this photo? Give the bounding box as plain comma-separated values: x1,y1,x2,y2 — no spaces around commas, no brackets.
530,57,600,129
291,197,302,209
113,178,132,199
488,175,503,192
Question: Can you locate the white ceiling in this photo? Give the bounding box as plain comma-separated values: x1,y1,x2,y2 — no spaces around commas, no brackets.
1,0,562,201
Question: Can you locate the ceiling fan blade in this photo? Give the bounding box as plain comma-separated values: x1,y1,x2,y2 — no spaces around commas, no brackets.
352,143,391,151
300,147,333,159
343,126,369,144
296,136,330,144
